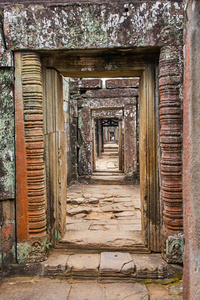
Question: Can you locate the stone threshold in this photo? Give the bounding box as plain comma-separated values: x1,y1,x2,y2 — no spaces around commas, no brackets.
78,175,135,185
38,251,182,283
57,230,149,253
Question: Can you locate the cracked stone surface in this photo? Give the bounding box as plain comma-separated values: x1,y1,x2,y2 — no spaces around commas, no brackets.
65,183,142,250
0,277,183,300
66,254,100,277
104,283,149,300
100,252,134,275
41,251,172,282
0,278,71,300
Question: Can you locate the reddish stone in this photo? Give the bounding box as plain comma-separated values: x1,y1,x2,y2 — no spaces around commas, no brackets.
159,46,183,242
106,78,139,89
78,79,102,89
2,222,15,245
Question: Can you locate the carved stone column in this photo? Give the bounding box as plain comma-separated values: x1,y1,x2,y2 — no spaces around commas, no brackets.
159,46,184,263
15,52,47,263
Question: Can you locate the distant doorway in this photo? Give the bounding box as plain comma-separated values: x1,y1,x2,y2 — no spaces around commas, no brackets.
94,118,122,173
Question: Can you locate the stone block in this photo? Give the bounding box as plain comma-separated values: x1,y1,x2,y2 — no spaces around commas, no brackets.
106,78,139,89
66,253,100,277
146,283,168,296
132,254,168,279
42,252,69,277
100,252,135,276
78,79,102,89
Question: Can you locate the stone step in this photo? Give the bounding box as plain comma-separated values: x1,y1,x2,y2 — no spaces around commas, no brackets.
93,171,123,176
104,143,118,147
102,152,119,157
104,148,118,152
90,175,132,184
57,230,149,253
41,251,173,282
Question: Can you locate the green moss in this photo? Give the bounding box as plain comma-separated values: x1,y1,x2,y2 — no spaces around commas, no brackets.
139,279,152,284
17,242,31,263
0,68,15,199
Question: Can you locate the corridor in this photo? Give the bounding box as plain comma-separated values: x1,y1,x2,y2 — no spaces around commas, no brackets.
60,183,146,251
96,142,119,172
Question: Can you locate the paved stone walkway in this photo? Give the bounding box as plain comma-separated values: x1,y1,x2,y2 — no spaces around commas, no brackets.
66,184,141,230
0,277,183,299
96,142,119,172
96,155,119,172
62,183,143,250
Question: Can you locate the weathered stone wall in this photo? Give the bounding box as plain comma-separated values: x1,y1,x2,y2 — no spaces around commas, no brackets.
0,18,15,271
183,0,200,298
70,78,139,179
2,2,183,50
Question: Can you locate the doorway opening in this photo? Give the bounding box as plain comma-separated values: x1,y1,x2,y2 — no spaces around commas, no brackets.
15,49,160,262
95,118,120,173
55,76,148,252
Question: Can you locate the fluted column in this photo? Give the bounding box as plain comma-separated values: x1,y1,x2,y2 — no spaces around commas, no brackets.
159,46,184,262
15,52,47,263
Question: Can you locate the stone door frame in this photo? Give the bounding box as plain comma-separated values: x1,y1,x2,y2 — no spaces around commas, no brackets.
91,108,124,173
14,48,183,262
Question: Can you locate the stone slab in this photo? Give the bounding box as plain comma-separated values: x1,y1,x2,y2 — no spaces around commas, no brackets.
119,224,141,231
67,206,92,216
68,283,103,300
104,283,149,300
100,252,134,275
42,253,69,268
146,283,168,296
115,211,135,218
0,277,71,300
60,230,144,251
41,253,69,276
66,222,90,231
132,254,168,279
67,253,100,275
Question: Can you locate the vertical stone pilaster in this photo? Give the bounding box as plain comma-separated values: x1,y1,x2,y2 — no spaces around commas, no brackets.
15,52,47,263
159,46,183,262
124,104,137,178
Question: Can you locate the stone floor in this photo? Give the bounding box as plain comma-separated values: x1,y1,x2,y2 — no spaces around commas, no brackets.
96,155,119,172
0,277,183,299
61,183,144,251
96,142,119,172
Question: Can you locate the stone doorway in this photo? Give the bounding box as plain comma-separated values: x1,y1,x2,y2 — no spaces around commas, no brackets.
15,49,161,262
59,76,145,251
95,118,120,173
